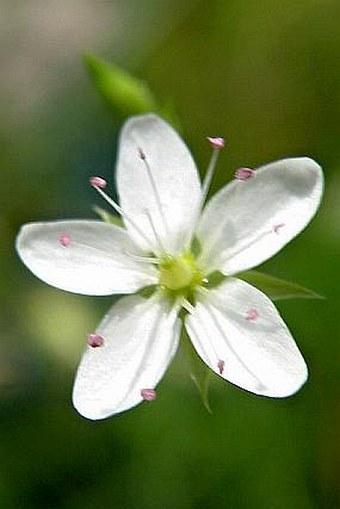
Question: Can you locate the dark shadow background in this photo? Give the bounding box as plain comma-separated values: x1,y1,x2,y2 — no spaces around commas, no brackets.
1,1,339,508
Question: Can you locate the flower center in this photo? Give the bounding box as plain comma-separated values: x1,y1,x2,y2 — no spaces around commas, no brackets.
159,253,203,293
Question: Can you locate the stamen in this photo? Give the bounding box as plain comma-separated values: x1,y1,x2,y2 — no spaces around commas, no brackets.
206,303,265,387
245,308,259,321
202,136,225,204
144,208,167,253
208,223,278,264
273,223,285,234
87,333,104,347
141,388,156,401
91,181,153,247
123,250,160,264
217,359,225,375
59,233,71,247
90,176,107,189
234,167,255,181
138,148,146,160
91,181,124,216
207,137,225,149
138,148,171,241
181,299,195,314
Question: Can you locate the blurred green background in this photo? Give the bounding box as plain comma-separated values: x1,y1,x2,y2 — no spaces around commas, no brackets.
1,1,339,508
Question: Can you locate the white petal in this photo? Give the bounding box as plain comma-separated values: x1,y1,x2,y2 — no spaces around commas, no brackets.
197,158,323,274
16,220,157,295
73,293,181,419
185,278,307,397
116,114,202,254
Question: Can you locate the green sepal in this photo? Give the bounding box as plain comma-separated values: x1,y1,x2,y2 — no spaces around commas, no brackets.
205,270,226,289
93,206,124,227
179,326,213,413
238,270,324,301
84,53,158,119
136,285,158,299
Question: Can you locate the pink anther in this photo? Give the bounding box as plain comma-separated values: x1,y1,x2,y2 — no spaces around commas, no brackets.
87,333,104,348
90,176,107,189
59,233,71,247
138,148,147,160
273,223,285,234
217,359,225,375
141,388,156,401
246,308,259,321
207,137,225,149
234,167,255,181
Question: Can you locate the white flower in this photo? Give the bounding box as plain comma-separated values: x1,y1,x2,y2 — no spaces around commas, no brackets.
16,114,323,419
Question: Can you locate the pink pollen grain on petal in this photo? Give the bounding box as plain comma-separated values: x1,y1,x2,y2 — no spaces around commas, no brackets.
273,223,285,234
87,333,104,348
217,359,225,375
59,233,71,247
246,308,259,321
207,136,225,149
234,167,255,181
141,388,156,401
90,176,107,189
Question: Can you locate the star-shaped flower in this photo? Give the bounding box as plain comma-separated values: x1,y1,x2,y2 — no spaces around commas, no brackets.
16,114,323,419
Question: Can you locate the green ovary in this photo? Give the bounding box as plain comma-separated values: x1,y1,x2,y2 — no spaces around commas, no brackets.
159,253,203,294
